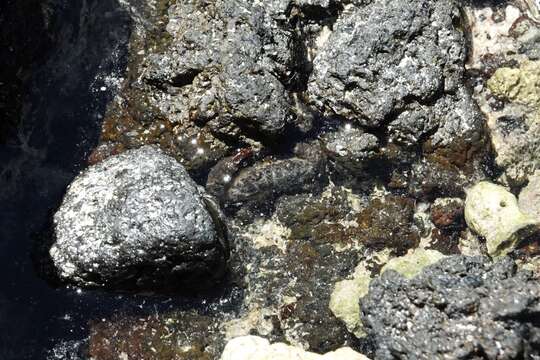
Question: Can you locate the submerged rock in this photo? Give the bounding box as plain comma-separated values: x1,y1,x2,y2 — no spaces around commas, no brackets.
464,181,538,257
361,256,540,360
220,336,369,360
353,195,420,255
89,311,223,360
50,145,228,290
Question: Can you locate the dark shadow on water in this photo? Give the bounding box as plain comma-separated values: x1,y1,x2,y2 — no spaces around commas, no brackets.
0,1,240,359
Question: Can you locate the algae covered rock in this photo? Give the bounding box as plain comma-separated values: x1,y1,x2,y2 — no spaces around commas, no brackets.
354,195,420,254
381,249,446,279
430,198,465,229
486,60,540,185
329,249,445,339
465,181,538,257
50,145,228,290
519,170,540,219
488,60,540,108
361,256,540,360
329,265,372,338
220,336,370,360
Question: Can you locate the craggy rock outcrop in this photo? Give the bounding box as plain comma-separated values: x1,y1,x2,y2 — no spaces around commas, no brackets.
51,145,228,290
361,256,540,360
309,0,467,127
44,0,530,358
98,0,487,204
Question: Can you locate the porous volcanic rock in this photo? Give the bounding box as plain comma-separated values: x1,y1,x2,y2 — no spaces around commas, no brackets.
361,256,540,360
50,145,228,290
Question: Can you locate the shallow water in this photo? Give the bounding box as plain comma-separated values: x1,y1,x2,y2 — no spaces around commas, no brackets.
0,1,223,358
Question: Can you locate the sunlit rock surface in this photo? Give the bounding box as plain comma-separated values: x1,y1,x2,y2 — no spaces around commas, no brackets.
51,145,228,290
361,256,540,359
220,336,370,360
9,0,539,358
465,181,538,257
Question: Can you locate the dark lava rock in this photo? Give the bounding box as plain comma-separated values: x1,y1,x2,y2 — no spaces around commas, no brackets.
50,145,228,290
308,0,466,127
98,0,487,196
142,0,299,138
321,124,380,176
361,256,540,360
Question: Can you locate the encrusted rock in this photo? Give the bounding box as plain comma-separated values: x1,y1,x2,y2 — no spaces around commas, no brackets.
519,170,540,219
430,198,465,229
220,336,370,360
464,181,538,257
329,264,371,338
486,60,540,185
380,248,446,279
361,256,540,360
50,145,228,290
488,60,540,108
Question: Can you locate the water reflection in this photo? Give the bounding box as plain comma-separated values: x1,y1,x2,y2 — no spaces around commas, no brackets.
0,0,131,357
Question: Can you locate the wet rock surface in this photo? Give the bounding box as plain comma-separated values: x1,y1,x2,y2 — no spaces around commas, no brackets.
309,0,467,126
51,145,228,290
4,0,540,359
361,256,540,360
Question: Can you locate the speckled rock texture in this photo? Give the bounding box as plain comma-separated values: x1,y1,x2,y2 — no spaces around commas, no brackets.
361,256,540,360
308,0,473,130
50,145,228,290
98,0,487,203
51,0,540,359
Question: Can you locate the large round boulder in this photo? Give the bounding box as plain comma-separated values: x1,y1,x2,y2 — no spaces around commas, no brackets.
50,145,228,290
